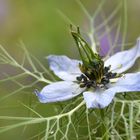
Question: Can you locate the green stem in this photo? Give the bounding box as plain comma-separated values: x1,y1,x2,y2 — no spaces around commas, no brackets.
100,109,109,140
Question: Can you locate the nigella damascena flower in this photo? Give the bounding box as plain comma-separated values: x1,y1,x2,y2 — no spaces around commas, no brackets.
35,28,140,109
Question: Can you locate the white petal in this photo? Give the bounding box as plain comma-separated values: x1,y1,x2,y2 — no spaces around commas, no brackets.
36,81,84,103
83,72,140,109
105,38,140,73
47,55,82,81
83,89,116,109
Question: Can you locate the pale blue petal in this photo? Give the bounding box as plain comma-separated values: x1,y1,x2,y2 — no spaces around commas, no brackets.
113,72,140,86
110,72,140,92
83,90,116,109
47,55,82,81
36,81,84,103
83,72,140,109
105,38,140,73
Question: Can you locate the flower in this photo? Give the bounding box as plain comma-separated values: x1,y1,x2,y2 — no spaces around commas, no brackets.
35,30,140,108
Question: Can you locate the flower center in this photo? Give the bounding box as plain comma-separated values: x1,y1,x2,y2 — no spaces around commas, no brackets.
71,26,120,89
76,63,118,89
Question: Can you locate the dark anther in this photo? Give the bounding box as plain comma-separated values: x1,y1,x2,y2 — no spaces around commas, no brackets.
83,76,87,82
86,83,92,88
81,74,85,78
77,62,118,89
101,77,109,85
76,76,82,81
110,73,117,78
76,74,88,82
104,66,111,73
106,72,112,78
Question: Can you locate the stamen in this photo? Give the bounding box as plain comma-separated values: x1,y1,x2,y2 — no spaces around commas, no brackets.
76,76,82,81
110,73,125,83
110,78,119,83
77,63,120,89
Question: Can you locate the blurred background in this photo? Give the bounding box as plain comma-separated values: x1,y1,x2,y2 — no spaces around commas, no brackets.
0,0,140,139
0,0,140,57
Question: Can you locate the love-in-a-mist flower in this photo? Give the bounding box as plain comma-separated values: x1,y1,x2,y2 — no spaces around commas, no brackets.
35,28,140,108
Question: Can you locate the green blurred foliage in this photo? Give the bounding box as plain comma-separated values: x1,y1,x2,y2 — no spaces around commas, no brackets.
0,0,139,58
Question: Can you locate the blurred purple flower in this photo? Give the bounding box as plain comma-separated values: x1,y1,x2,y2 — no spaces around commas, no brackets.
99,29,122,57
93,13,123,57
